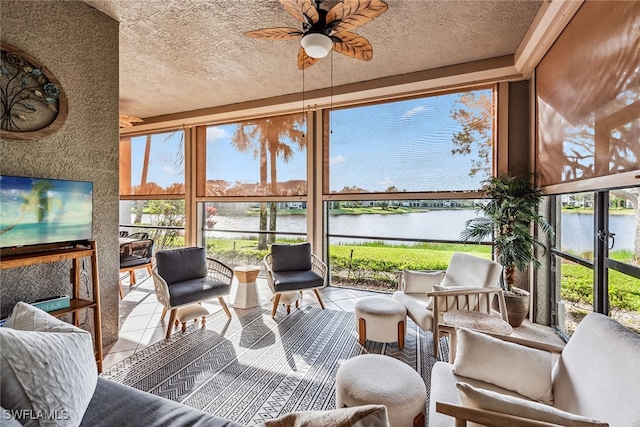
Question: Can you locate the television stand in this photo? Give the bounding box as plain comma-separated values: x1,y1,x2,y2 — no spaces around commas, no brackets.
0,240,103,373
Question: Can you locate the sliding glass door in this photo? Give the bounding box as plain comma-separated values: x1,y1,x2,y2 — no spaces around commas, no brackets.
550,188,640,336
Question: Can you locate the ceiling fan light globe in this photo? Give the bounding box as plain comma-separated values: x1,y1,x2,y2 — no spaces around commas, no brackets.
301,33,332,58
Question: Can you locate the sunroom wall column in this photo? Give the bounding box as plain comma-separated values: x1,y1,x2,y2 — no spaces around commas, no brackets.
184,126,198,247
308,109,324,258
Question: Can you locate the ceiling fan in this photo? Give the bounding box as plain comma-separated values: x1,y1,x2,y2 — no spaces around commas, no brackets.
245,0,388,70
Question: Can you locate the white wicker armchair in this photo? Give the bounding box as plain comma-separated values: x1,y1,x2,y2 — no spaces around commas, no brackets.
263,243,327,318
152,247,233,338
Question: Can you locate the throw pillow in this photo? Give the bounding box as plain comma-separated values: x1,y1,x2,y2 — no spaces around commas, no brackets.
452,327,554,404
457,382,608,427
0,302,97,427
258,404,389,427
402,270,443,294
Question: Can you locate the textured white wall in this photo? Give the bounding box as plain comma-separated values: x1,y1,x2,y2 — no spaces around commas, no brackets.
0,0,120,345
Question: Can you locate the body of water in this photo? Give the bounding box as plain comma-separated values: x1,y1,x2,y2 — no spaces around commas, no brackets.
205,210,635,252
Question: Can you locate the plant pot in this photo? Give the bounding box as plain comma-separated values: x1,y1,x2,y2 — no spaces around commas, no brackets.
503,288,530,327
492,288,530,327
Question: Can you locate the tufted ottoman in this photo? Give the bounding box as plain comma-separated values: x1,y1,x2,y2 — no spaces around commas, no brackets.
336,354,426,427
174,304,209,333
355,297,407,348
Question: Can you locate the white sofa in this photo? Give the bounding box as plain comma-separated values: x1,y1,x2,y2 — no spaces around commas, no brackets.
429,313,640,426
392,252,504,357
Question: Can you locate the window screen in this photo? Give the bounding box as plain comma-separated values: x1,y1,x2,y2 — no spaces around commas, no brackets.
536,1,640,189
200,113,307,197
326,88,495,194
120,131,185,196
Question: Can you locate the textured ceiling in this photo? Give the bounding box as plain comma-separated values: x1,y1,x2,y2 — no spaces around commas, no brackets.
85,0,543,121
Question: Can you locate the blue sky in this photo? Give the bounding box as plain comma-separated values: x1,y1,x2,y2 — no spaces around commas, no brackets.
129,89,491,192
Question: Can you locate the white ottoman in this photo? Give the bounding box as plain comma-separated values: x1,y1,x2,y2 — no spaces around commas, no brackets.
174,304,209,333
336,354,426,427
355,297,407,348
278,291,302,314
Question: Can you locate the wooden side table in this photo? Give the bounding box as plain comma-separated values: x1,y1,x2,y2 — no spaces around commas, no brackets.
440,309,513,363
233,265,261,309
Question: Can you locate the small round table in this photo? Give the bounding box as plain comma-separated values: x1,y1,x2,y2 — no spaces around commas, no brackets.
440,309,513,362
233,265,261,309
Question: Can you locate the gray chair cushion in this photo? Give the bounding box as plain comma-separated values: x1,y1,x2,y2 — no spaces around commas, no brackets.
168,278,231,307
273,270,323,292
156,247,208,285
80,377,243,427
271,243,312,272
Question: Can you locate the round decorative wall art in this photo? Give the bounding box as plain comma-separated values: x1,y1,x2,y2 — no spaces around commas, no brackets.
0,42,68,141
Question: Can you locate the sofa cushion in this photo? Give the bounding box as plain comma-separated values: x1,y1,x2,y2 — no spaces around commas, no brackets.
552,313,640,425
402,270,443,294
168,277,232,307
156,247,208,285
271,243,312,272
0,302,97,427
457,382,608,427
258,404,389,427
428,361,535,427
80,377,243,427
272,270,323,292
452,327,554,404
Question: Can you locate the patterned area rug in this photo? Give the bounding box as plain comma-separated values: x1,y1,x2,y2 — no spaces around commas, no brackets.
102,306,448,426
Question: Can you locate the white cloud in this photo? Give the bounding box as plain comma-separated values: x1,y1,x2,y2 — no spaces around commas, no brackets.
207,126,230,141
401,105,430,119
162,165,174,174
379,177,394,187
330,155,346,165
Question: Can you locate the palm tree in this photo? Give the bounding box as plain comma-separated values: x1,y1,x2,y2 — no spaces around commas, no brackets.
231,114,306,249
134,134,152,224
0,180,60,235
460,174,554,292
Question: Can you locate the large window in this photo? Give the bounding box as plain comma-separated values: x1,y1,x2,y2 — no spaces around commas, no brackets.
326,88,494,194
119,87,500,295
607,189,640,333
120,131,185,196
119,199,185,250
326,199,491,291
200,201,307,267
200,113,307,197
551,189,640,336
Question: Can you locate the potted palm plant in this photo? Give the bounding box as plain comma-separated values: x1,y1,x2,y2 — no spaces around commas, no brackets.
460,173,554,327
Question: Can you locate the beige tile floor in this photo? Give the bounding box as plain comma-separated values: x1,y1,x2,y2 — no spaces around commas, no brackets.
104,271,565,369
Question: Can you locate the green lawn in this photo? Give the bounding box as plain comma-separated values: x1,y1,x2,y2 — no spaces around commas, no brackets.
204,237,639,312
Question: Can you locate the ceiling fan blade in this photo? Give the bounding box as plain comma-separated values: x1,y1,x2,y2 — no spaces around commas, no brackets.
280,0,319,25
332,32,373,61
326,0,388,33
119,114,143,128
297,47,320,70
245,27,303,40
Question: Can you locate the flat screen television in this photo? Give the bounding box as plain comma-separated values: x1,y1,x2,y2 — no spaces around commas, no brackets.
0,175,93,249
